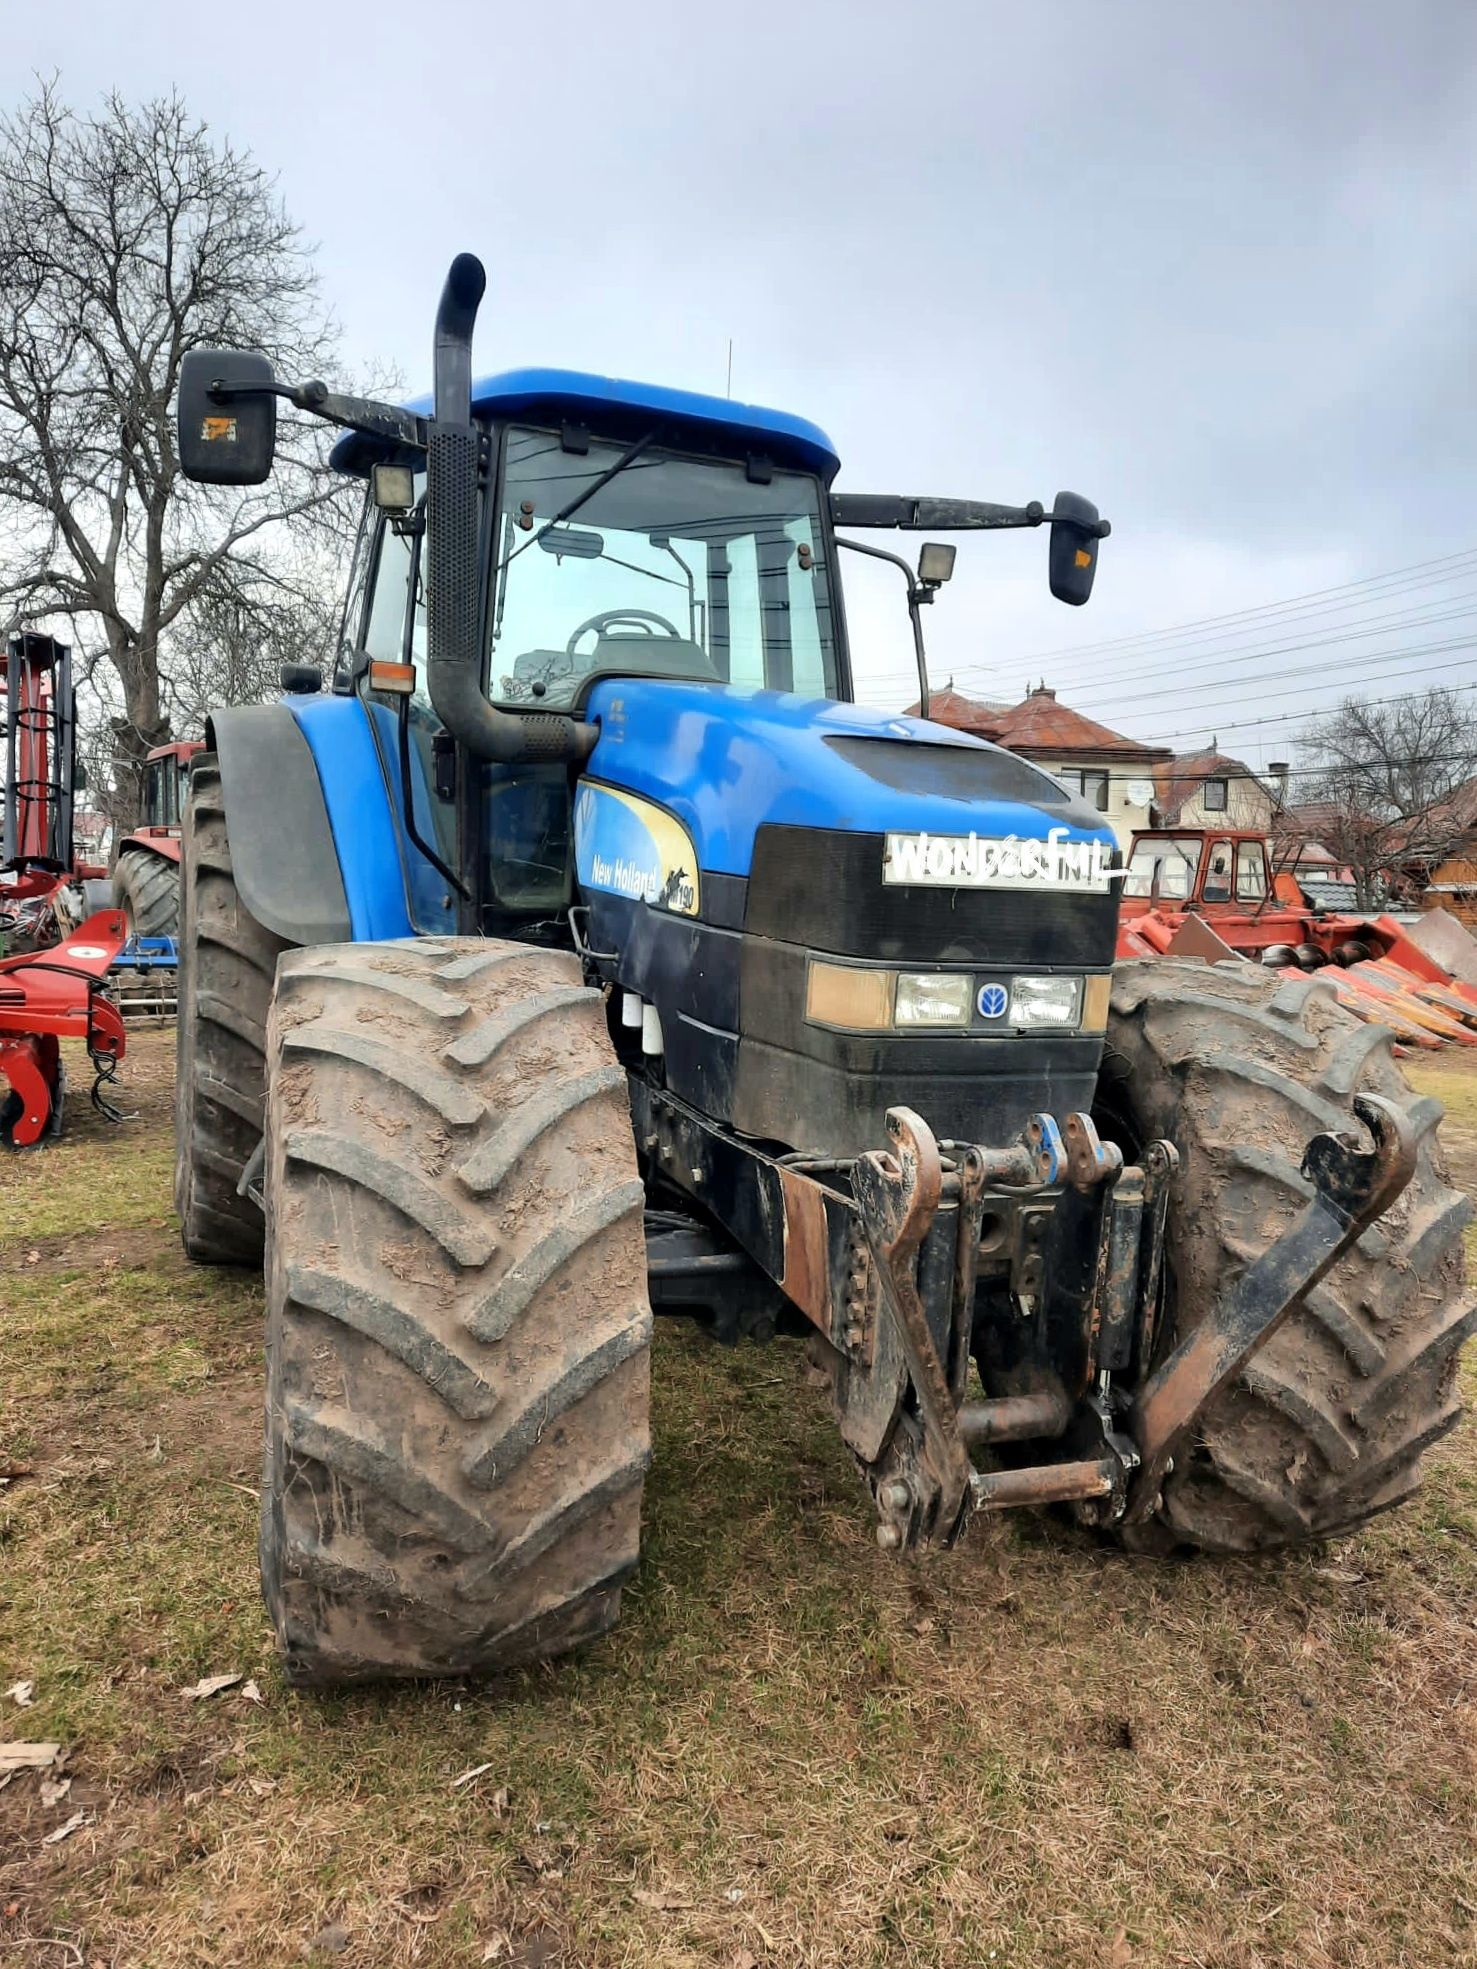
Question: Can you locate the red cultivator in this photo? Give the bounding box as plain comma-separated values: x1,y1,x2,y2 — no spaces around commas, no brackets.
2,633,129,1145
1117,828,1477,1049
0,908,128,1144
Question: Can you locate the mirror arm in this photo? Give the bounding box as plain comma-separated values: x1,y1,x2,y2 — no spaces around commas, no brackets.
205,376,428,453
835,535,936,720
832,493,1110,539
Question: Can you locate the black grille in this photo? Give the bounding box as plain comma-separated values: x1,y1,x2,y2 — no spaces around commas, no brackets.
745,825,1119,966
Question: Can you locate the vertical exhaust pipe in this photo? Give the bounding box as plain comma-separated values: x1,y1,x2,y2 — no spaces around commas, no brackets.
425,254,594,764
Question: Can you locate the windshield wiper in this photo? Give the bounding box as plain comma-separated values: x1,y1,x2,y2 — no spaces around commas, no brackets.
499,428,658,572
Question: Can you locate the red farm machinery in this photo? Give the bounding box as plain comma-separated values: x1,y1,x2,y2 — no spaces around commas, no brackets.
1,633,127,1145
111,736,203,936
1117,826,1477,1050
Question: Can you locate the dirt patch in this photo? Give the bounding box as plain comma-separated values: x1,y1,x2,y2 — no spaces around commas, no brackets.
0,1221,171,1277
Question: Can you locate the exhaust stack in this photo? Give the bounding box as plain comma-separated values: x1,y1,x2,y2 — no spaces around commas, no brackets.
425,254,594,765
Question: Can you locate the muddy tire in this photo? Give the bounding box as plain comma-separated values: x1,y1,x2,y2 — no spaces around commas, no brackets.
174,758,288,1265
259,937,652,1685
112,846,180,938
1102,960,1475,1553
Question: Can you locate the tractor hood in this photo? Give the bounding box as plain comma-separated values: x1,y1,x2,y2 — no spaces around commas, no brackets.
579,677,1116,883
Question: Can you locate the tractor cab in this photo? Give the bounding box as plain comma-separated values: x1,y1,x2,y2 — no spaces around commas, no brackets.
139,739,204,838
1120,828,1275,916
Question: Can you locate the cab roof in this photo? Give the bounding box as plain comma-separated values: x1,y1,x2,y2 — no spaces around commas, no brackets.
329,366,841,480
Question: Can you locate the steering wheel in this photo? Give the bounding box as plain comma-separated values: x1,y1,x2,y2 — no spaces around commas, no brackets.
566,608,682,655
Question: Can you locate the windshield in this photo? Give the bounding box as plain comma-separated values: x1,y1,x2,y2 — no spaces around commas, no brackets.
1123,835,1203,900
489,426,841,709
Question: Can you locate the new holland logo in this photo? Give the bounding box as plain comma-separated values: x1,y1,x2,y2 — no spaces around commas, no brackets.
882,827,1123,895
977,983,1009,1019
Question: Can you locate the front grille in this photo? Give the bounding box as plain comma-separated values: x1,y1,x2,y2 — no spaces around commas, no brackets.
745,825,1120,967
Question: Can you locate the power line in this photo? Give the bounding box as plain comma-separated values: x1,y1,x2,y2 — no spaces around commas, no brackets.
945,589,1477,702
1112,678,1477,749
991,544,1477,672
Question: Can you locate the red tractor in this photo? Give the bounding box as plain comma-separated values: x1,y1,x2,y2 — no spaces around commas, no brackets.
1117,827,1477,1048
111,738,203,936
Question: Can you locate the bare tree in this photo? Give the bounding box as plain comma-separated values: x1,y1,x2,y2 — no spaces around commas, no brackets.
1294,688,1477,908
0,80,352,829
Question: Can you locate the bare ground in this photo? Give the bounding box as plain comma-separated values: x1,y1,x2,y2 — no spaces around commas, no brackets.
2,1030,1476,1969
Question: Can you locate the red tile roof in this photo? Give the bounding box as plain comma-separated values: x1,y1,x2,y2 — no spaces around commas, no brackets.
917,682,1167,758
1153,748,1261,818
904,684,1010,735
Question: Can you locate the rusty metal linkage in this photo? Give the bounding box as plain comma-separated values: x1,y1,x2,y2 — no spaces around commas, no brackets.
853,1107,974,1542
1125,1093,1417,1522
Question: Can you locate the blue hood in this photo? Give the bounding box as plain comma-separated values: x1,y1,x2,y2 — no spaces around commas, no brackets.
581,679,1115,880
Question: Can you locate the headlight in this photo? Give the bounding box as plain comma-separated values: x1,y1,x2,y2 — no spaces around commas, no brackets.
895,971,973,1026
1009,975,1083,1029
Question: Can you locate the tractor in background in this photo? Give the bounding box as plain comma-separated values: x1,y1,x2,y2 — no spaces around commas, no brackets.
1118,826,1477,1048
170,256,1471,1687
111,737,203,937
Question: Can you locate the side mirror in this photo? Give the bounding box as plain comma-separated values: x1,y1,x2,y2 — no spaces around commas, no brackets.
1048,491,1109,606
177,349,277,485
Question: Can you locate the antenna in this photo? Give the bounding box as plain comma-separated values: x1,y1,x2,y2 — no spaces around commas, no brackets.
725,338,733,399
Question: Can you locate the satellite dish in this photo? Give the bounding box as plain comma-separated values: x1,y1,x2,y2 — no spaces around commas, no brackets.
1125,778,1155,808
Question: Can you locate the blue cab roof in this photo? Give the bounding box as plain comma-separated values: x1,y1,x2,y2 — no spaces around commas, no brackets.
329,366,841,480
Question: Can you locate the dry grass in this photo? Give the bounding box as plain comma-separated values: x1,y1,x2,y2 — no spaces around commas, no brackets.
3,1032,1477,1968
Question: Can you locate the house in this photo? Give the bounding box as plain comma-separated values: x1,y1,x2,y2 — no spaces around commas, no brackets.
912,681,1171,851
1152,746,1275,833
1413,777,1477,930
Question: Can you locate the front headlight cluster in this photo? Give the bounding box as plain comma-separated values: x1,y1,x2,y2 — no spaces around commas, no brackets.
806,962,1105,1033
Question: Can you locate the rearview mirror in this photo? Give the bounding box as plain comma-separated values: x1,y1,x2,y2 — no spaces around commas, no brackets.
1048,491,1108,606
537,526,605,560
177,348,277,485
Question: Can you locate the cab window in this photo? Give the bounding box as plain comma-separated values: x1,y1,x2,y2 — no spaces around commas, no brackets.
1123,835,1201,900
1203,841,1234,902
1235,841,1269,901
489,426,840,708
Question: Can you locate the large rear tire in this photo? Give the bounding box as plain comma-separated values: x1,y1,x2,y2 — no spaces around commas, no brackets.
1103,960,1475,1553
112,846,179,938
260,937,653,1685
174,758,287,1265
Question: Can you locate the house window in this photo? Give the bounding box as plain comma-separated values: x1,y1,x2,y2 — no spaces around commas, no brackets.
1204,777,1228,812
1062,768,1109,811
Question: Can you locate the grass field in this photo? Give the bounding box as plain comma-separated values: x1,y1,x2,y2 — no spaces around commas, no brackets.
3,1030,1477,1969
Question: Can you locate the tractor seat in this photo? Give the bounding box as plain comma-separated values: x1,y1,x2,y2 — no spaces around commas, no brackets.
590,634,719,684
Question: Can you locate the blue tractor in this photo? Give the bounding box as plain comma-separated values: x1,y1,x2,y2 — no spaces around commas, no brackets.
173,257,1469,1685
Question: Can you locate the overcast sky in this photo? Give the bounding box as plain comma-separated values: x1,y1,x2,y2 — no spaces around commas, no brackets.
13,1,1477,767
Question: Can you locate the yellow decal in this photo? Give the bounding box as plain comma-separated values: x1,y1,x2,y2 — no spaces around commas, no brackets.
202,415,238,442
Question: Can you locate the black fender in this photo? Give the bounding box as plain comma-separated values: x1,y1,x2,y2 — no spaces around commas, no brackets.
205,705,352,946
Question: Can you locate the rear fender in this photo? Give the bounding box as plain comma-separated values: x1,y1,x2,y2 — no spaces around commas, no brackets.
116,830,183,866
207,700,412,945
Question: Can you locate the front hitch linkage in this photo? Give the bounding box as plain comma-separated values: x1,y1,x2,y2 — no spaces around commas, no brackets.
852,1094,1418,1548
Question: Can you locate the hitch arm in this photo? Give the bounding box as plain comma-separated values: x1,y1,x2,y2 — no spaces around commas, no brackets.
1125,1094,1417,1521
853,1108,975,1541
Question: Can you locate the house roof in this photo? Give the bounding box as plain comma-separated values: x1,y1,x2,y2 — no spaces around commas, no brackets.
1153,748,1263,819
903,684,1011,735
969,685,1167,759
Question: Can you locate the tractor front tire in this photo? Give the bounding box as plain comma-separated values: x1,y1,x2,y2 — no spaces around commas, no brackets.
112,846,180,939
1103,960,1474,1554
259,938,653,1685
174,758,287,1265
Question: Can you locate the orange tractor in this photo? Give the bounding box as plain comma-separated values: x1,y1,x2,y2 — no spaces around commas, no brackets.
1117,827,1477,1049
111,738,203,936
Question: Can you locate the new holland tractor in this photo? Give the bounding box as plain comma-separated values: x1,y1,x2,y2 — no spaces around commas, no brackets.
173,256,1472,1686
